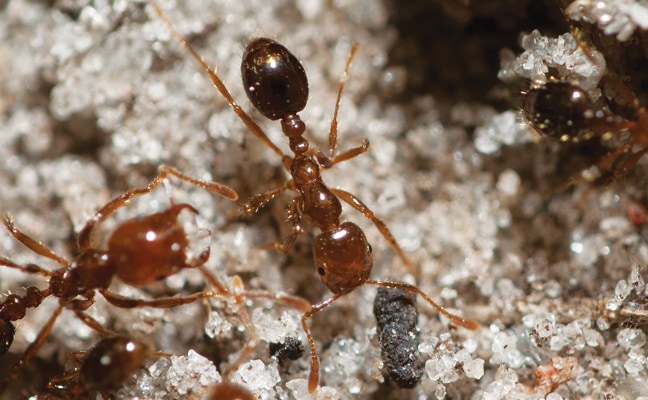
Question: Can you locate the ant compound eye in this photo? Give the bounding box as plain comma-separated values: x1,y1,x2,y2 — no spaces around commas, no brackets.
317,267,325,276
368,243,373,254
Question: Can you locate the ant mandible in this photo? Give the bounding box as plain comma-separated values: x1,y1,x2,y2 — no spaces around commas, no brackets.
0,165,237,394
154,5,479,392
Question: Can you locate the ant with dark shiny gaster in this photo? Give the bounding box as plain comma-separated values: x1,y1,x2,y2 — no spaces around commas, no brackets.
515,16,648,197
522,78,648,194
44,335,259,399
153,4,479,392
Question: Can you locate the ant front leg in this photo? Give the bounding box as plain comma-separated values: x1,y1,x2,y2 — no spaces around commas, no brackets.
313,139,370,170
3,215,71,267
238,182,291,216
330,188,418,277
46,347,88,391
69,309,119,337
261,197,304,254
77,165,237,251
0,256,53,278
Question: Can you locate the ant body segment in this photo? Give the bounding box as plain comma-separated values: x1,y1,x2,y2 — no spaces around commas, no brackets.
45,336,156,398
208,382,255,400
0,165,237,394
523,79,648,192
154,5,479,392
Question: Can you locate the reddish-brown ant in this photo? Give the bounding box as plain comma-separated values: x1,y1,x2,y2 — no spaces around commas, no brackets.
0,165,237,394
46,336,258,399
511,19,648,196
523,79,648,192
207,381,255,400
154,5,479,392
45,336,158,398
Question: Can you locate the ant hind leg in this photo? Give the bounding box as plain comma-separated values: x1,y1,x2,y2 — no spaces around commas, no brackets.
331,188,418,277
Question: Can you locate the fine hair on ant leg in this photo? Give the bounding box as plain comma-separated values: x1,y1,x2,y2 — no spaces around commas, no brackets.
0,165,237,394
153,4,479,392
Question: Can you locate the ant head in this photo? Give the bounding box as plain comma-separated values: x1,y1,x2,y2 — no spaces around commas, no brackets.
79,336,151,392
241,38,309,120
312,222,373,295
106,204,210,285
207,382,254,400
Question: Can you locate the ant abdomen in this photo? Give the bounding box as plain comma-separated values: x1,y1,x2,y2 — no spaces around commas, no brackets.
523,81,624,143
0,319,14,355
153,6,479,391
313,221,372,296
241,38,309,120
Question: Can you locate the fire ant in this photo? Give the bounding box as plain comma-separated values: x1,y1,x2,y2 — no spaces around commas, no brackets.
0,165,237,394
44,336,158,398
522,79,648,193
153,4,479,392
208,382,254,400
44,336,257,399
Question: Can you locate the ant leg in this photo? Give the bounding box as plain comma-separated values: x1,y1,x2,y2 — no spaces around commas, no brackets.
223,279,316,378
366,280,479,330
301,295,340,393
65,294,119,336
70,310,119,337
197,265,228,294
99,289,215,309
3,215,71,267
46,348,87,390
314,139,370,170
223,276,260,377
330,188,418,277
239,183,291,215
0,304,64,394
77,164,237,251
151,4,286,159
158,165,238,201
0,256,53,278
261,197,303,254
571,144,648,206
328,43,359,160
206,281,312,381
606,145,648,182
